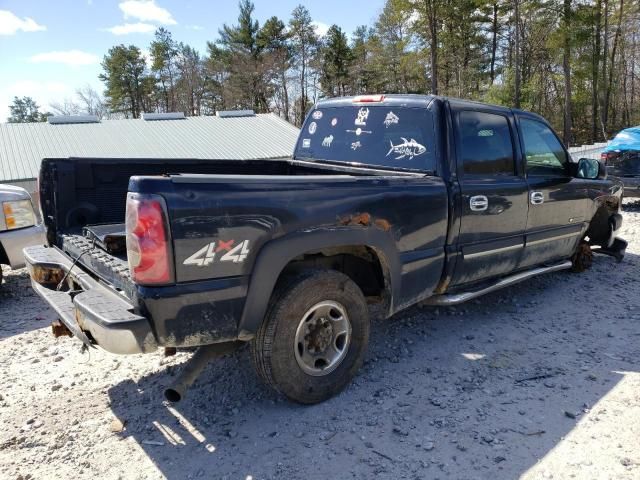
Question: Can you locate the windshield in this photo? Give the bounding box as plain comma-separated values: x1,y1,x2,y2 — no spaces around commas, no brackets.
294,105,437,172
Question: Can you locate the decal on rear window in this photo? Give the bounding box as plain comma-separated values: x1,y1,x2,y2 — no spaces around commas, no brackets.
355,107,370,126
312,110,323,120
295,106,436,171
346,127,372,136
386,138,427,160
384,111,399,128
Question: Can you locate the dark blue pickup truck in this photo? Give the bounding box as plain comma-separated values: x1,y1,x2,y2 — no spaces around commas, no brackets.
25,95,626,404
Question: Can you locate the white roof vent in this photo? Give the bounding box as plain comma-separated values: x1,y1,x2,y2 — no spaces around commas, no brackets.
142,112,185,121
216,110,256,118
48,115,100,125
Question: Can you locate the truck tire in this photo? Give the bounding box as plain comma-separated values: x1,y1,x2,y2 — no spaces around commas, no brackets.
251,269,370,404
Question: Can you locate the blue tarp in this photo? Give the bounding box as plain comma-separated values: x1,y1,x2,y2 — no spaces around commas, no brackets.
604,126,640,152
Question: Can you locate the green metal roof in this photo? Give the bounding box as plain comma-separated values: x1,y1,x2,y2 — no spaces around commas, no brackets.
0,114,299,182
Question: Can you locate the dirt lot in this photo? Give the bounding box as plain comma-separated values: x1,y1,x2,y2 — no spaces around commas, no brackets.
1,204,640,480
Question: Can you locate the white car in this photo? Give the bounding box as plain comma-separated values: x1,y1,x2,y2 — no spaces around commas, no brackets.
0,184,45,283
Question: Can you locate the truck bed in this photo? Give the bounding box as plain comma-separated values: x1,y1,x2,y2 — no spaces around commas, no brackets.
40,157,437,293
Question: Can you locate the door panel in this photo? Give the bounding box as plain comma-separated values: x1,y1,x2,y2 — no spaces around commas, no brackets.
521,177,587,267
451,109,528,286
518,117,588,267
455,178,528,284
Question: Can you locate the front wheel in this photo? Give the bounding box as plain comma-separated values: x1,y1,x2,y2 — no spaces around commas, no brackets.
251,270,370,404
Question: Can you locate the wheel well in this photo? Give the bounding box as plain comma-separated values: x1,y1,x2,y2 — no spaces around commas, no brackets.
585,204,616,246
279,246,390,307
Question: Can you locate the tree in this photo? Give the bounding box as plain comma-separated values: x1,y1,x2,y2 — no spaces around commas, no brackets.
99,45,152,118
176,44,206,116
562,0,574,145
150,28,179,112
258,16,292,120
349,26,376,94
319,26,353,97
513,0,521,108
216,0,270,112
76,85,109,119
10,0,634,145
411,0,441,94
8,96,48,123
289,5,319,125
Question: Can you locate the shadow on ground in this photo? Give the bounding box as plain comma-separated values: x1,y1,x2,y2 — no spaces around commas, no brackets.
0,267,50,340
108,251,640,479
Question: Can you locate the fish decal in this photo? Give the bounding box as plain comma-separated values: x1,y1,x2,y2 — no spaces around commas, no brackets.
386,138,427,160
384,111,399,128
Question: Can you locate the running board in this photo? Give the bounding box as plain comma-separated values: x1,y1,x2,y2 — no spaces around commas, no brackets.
421,261,572,307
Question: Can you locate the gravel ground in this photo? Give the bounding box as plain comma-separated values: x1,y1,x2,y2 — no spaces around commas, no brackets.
1,203,640,480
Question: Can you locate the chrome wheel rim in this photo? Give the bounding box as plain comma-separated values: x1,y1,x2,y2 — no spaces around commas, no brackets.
294,300,352,377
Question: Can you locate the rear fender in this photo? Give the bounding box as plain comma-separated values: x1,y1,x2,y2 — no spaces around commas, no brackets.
237,227,400,339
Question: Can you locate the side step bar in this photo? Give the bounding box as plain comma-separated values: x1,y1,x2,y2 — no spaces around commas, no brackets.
421,261,572,307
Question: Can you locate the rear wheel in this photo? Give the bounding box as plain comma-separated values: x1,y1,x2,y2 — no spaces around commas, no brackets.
251,270,370,404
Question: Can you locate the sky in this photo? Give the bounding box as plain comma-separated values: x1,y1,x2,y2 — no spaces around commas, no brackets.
0,0,385,122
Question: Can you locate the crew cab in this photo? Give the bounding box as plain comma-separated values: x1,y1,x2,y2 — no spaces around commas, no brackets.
25,95,626,404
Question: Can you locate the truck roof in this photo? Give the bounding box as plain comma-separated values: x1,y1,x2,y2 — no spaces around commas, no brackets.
315,94,548,123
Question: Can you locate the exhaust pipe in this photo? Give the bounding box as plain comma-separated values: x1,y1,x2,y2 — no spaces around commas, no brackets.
164,342,242,403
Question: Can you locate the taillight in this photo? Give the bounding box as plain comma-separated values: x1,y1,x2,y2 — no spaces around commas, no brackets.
353,94,385,103
125,193,173,285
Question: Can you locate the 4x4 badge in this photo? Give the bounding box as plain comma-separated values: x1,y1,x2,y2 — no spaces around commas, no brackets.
183,240,250,266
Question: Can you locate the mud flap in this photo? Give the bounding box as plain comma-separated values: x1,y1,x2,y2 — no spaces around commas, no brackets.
593,238,627,263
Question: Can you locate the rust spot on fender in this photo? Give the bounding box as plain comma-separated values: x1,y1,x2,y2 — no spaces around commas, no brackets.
339,212,371,227
338,213,391,231
374,219,391,232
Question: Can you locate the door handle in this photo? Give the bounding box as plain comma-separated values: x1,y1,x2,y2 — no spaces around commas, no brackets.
470,195,489,212
530,191,544,205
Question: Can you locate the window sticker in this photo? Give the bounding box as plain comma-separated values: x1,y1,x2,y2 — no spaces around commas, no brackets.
331,118,338,127
308,122,317,135
384,111,399,128
346,127,372,136
386,138,426,160
322,135,334,147
478,129,494,137
354,107,370,126
302,139,311,148
312,110,323,120
351,141,362,150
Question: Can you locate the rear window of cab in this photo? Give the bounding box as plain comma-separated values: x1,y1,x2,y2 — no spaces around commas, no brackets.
294,105,437,172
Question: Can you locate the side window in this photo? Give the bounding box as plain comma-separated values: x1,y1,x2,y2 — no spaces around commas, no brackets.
458,111,515,176
520,118,568,176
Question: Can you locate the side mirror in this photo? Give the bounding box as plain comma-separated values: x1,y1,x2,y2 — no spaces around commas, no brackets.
576,158,606,180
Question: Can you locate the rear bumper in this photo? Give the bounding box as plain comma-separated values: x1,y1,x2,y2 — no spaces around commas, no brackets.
0,224,45,269
24,245,158,354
